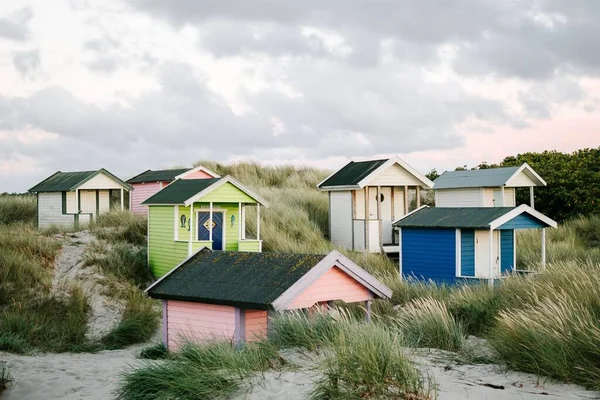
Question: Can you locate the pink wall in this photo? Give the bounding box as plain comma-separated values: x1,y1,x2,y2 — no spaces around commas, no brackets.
166,300,236,349
130,182,164,215
181,170,214,179
245,310,268,341
287,267,371,310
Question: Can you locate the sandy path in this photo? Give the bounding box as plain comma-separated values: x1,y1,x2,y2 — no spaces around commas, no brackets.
51,231,123,338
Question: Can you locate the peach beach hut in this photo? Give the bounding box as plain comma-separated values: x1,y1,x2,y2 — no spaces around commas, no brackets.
145,248,392,349
127,166,220,215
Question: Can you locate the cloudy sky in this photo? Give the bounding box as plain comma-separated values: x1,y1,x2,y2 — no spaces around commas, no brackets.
1,0,599,192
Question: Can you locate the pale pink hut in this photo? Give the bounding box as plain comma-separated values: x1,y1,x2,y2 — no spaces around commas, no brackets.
127,166,219,215
145,248,392,349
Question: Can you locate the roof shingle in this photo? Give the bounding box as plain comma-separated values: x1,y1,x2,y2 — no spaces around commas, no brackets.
318,159,388,188
142,178,221,205
433,167,520,189
29,171,99,192
147,249,326,309
394,207,516,229
127,168,190,184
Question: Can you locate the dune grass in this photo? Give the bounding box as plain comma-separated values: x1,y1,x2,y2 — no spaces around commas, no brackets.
90,210,147,246
0,194,36,226
84,241,150,288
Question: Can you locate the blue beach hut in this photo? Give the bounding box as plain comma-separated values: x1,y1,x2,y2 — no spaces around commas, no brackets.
393,205,557,285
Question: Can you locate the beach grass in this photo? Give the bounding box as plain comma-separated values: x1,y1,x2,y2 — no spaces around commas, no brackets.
84,241,151,288
100,290,160,350
137,343,168,360
90,210,147,246
0,194,36,226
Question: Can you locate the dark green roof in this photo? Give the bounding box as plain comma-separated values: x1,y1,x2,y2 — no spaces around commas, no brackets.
434,167,521,189
142,178,221,204
394,207,516,229
319,159,387,188
147,249,326,309
28,169,134,192
127,168,190,184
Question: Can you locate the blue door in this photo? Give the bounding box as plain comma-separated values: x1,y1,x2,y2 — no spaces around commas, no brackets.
197,212,224,250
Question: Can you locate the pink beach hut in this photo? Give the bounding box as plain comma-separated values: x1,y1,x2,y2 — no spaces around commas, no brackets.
127,166,219,215
145,248,392,349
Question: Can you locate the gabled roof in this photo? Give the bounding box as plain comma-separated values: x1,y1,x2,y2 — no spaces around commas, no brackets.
141,176,269,207
145,249,392,310
393,205,557,230
433,163,546,189
127,168,191,184
317,156,433,190
127,165,220,184
29,169,132,193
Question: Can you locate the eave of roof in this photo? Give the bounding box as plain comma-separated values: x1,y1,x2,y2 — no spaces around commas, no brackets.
127,168,191,184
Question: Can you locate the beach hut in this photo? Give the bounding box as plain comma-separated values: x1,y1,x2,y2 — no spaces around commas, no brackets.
127,166,220,215
142,176,269,277
393,205,557,285
29,169,132,229
433,163,546,208
145,248,392,349
317,156,433,254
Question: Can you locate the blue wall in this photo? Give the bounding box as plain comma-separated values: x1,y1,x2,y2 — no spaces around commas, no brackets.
401,228,456,284
500,230,514,273
460,229,475,277
498,214,546,230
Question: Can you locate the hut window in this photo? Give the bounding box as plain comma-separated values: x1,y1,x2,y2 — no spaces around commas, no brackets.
375,193,385,203
61,192,67,214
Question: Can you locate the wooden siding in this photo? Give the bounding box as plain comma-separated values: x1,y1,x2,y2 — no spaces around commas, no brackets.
37,192,75,228
287,267,370,309
66,191,77,213
353,220,365,251
354,189,365,219
460,229,475,277
503,188,516,207
99,190,110,213
435,188,482,207
498,214,547,230
509,171,537,187
500,230,514,273
330,191,352,248
392,187,405,219
79,190,96,215
78,172,124,190
245,310,268,341
148,206,189,277
367,220,380,252
238,240,261,252
380,187,393,243
475,230,500,278
199,183,256,204
401,228,456,283
131,182,163,215
182,170,213,179
483,189,495,207
166,301,235,349
369,163,422,186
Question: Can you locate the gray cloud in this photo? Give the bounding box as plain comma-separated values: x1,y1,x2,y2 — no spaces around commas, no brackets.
82,36,122,73
12,49,41,78
0,7,33,42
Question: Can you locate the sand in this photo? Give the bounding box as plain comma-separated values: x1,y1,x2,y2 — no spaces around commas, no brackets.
51,230,124,339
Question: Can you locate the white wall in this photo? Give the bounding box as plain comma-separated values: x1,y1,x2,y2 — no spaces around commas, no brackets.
354,189,365,219
369,163,423,186
37,192,74,228
330,191,353,248
353,220,365,251
503,188,515,207
475,230,500,278
78,172,125,190
436,188,482,207
392,187,405,219
99,190,110,213
508,171,537,187
367,220,380,252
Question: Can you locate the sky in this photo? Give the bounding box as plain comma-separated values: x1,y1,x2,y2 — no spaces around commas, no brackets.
1,0,599,192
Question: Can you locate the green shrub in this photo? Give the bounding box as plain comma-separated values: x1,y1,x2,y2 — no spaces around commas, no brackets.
396,297,465,352
311,324,430,399
489,294,600,389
